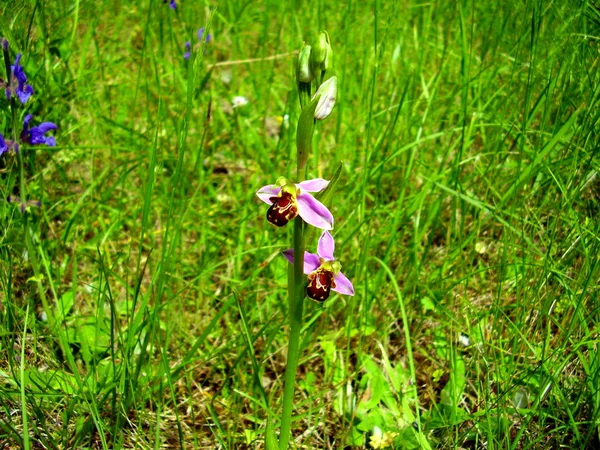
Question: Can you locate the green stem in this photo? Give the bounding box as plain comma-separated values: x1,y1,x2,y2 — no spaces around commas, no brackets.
17,131,27,206
20,303,30,450
298,82,311,111
279,216,305,449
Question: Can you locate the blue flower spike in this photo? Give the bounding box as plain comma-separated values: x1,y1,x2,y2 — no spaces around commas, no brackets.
1,53,34,104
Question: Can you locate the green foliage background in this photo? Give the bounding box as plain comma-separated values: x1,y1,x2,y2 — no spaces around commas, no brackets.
1,0,600,448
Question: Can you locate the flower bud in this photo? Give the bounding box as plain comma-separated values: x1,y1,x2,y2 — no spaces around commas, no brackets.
320,32,332,72
313,76,337,120
296,44,314,83
310,31,331,75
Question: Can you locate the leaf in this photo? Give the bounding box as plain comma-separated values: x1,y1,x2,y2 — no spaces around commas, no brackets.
347,426,365,446
296,98,319,169
439,356,467,425
316,162,343,206
299,371,317,393
265,418,280,450
56,291,75,323
303,163,344,246
420,296,436,312
66,317,111,364
23,369,77,395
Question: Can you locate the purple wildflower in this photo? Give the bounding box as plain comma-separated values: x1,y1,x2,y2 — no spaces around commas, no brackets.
257,178,333,230
1,38,8,51
0,133,18,156
183,41,191,60
20,114,57,147
0,133,7,156
283,231,354,301
7,195,41,213
170,0,176,8
1,53,34,104
197,27,212,43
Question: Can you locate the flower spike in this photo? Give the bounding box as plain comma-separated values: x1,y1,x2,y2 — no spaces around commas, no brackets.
1,53,34,104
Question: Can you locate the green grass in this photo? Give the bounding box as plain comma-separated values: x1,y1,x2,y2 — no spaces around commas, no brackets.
1,0,600,448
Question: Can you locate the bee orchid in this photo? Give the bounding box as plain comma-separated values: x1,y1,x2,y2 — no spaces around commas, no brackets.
283,230,354,302
257,177,334,230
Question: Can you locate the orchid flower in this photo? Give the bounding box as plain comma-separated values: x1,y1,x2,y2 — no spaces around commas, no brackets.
283,230,354,301
257,177,333,230
0,53,34,104
20,114,57,147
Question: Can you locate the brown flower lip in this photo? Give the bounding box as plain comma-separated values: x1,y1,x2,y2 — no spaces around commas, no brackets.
266,192,298,227
306,268,336,302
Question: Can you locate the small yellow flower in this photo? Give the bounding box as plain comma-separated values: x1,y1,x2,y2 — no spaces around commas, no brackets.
369,426,398,449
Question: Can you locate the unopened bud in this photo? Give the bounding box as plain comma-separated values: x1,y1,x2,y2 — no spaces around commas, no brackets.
313,76,337,120
297,44,314,83
311,31,331,74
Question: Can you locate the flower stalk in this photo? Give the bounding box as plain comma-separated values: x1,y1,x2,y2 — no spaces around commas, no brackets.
259,30,350,450
1,40,58,337
278,215,305,449
278,70,317,446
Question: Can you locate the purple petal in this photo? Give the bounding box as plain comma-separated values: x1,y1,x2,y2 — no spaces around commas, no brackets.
332,271,354,296
256,184,281,205
169,0,176,9
282,249,320,274
297,192,333,230
297,178,329,193
23,114,32,130
17,84,33,104
44,136,56,147
34,122,57,133
0,134,7,155
197,27,205,41
317,231,335,261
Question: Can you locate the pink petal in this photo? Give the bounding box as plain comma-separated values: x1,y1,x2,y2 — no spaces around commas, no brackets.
297,178,329,193
282,249,321,274
317,231,335,261
296,193,333,230
256,184,281,205
332,271,354,296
